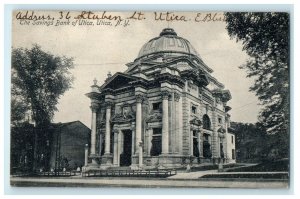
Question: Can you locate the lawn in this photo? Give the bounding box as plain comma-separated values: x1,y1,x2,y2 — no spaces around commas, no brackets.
226,159,289,172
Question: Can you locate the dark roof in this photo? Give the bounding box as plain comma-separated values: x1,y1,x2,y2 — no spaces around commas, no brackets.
228,127,236,134
51,120,90,131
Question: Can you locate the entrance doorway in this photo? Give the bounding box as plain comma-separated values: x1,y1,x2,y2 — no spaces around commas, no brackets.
120,130,132,166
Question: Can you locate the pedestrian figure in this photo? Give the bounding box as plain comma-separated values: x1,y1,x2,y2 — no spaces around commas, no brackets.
186,163,191,173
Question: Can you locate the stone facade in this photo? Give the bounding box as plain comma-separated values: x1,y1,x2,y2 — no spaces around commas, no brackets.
86,28,235,170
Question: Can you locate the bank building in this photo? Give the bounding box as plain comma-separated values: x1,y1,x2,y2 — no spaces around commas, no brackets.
86,28,236,170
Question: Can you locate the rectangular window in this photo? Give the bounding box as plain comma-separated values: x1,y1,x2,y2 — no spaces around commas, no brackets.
231,135,234,144
218,117,222,124
191,106,197,114
193,137,199,157
192,131,199,157
151,128,162,156
153,128,161,135
192,130,197,137
232,149,235,159
203,133,211,158
152,102,162,111
203,133,209,141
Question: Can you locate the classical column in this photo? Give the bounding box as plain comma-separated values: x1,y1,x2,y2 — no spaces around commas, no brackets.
211,107,219,161
105,102,112,154
176,95,183,155
224,120,228,161
135,95,143,168
139,141,143,168
113,129,119,166
174,92,182,153
199,128,204,158
190,129,194,155
161,91,170,154
90,102,99,155
148,128,153,155
145,129,149,155
198,131,201,157
117,131,122,165
131,124,136,156
171,92,175,153
99,134,103,155
135,95,143,154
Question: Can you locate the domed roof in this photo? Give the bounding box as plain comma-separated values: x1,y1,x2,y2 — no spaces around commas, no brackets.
137,28,201,59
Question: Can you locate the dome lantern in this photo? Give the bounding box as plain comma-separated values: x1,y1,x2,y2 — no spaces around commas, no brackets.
136,28,201,60
159,28,177,36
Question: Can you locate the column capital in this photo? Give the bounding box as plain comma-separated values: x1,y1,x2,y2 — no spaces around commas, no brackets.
90,102,100,112
105,101,113,109
161,90,171,100
131,126,136,131
135,94,144,103
113,128,120,134
174,92,181,102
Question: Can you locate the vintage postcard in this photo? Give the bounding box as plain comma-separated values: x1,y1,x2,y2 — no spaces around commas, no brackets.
10,10,290,188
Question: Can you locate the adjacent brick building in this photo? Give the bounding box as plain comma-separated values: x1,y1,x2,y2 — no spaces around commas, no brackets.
11,121,90,173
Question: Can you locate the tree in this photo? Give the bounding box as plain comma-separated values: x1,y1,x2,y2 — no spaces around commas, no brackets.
11,68,31,126
232,122,267,162
11,44,74,171
10,123,35,174
225,13,290,159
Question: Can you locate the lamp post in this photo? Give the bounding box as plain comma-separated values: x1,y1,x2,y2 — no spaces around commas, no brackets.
84,144,89,166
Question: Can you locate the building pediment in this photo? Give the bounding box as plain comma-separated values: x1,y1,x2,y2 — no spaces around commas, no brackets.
181,69,209,87
166,56,213,73
100,72,141,90
212,89,232,102
190,116,202,126
225,105,232,112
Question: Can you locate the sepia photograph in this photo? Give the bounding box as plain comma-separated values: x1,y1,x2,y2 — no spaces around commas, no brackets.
8,9,290,189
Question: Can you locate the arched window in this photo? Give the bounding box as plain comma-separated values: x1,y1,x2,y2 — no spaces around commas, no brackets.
202,114,211,130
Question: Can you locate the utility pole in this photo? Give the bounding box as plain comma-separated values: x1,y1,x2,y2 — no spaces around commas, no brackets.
54,126,59,176
54,123,63,175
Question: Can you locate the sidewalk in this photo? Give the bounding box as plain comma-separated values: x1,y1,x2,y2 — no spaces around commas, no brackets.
168,170,218,179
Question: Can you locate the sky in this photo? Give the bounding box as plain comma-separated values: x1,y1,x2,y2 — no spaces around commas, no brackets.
12,11,261,127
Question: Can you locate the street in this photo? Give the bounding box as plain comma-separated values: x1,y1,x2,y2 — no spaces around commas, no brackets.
10,176,289,188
